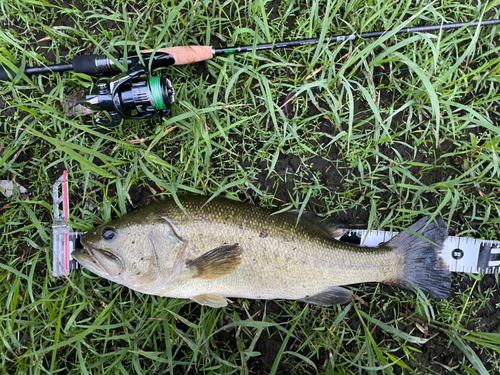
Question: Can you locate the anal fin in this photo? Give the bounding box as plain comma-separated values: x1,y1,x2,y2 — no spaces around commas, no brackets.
300,286,353,306
191,294,230,308
186,244,242,279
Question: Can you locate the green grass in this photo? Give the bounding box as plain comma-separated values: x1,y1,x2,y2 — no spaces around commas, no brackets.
1,0,500,373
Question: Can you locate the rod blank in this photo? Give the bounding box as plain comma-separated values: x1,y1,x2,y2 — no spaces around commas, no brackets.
213,19,500,55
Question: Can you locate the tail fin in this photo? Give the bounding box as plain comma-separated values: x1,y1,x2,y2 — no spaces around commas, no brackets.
387,216,451,299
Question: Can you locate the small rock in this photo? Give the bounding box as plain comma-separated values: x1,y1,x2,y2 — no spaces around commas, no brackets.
0,180,29,199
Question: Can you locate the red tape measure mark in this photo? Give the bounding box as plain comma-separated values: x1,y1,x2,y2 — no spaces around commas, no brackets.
63,170,68,223
65,233,69,270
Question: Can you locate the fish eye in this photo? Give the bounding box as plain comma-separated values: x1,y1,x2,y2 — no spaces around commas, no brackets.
102,228,116,241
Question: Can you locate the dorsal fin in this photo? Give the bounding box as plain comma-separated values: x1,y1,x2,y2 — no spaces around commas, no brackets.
289,209,347,238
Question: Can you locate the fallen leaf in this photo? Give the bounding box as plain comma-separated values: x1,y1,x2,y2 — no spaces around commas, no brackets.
0,180,29,199
305,65,325,80
66,91,93,118
279,91,296,118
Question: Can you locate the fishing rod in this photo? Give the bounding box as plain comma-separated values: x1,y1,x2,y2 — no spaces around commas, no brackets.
1,19,499,127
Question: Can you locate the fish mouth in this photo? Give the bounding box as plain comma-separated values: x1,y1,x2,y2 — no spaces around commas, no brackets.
72,238,107,274
72,246,93,262
73,237,124,277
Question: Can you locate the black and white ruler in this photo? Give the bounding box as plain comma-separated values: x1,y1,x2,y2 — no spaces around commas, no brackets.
52,172,500,277
338,230,500,275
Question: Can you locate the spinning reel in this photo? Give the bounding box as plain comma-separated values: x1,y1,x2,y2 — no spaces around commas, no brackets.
0,50,177,127
80,53,175,127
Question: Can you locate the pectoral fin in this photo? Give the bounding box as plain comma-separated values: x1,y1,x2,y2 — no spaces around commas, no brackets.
191,294,230,308
300,286,353,306
186,244,242,279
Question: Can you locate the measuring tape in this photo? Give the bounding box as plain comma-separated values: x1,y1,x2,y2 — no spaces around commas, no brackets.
337,230,500,274
52,172,500,277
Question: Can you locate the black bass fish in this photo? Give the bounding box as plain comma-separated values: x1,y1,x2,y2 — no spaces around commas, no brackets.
74,196,450,307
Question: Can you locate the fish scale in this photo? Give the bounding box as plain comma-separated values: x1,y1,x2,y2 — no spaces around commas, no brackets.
151,198,400,300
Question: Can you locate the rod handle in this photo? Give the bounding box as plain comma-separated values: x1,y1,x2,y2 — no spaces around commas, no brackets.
1,61,74,81
0,55,112,82
140,46,213,65
72,55,101,75
0,63,20,82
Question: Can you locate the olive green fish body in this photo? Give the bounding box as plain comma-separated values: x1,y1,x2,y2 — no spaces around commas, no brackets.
76,196,451,307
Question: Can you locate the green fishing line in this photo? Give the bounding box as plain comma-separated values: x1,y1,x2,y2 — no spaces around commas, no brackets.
149,76,167,110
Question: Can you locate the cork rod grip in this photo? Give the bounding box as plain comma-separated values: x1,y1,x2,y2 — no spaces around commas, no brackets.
140,46,213,65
